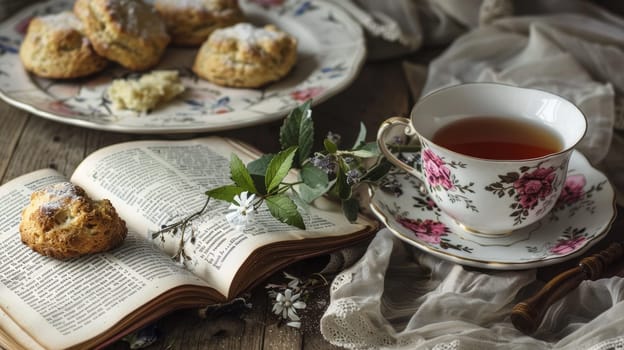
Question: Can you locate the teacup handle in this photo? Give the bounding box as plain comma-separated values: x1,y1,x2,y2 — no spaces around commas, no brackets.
377,116,425,183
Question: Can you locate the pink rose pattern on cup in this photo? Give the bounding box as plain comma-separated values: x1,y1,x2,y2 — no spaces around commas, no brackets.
514,167,557,210
485,161,566,226
422,149,454,190
421,148,478,213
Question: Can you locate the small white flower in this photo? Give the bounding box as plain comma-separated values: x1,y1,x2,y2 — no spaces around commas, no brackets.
225,192,256,228
272,288,306,322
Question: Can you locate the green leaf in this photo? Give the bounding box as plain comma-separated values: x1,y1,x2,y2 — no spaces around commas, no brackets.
335,166,352,200
341,197,359,223
265,146,297,193
247,154,274,195
350,149,377,158
297,183,330,203
352,122,367,149
230,154,257,193
301,163,329,189
247,154,274,176
250,174,267,195
279,100,311,147
279,100,314,167
289,190,310,213
324,138,338,154
265,194,305,229
206,185,245,203
298,164,334,204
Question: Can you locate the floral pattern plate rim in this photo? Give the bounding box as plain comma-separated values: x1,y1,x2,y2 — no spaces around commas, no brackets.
0,0,365,134
369,151,617,270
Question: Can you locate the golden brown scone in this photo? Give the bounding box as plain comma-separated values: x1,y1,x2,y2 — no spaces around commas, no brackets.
18,11,108,79
74,0,170,71
193,23,297,88
154,0,244,47
19,182,128,260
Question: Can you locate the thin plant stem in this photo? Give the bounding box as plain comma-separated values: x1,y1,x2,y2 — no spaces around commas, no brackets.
152,197,211,238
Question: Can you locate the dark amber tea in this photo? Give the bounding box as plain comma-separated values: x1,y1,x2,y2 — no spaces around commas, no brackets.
431,116,563,160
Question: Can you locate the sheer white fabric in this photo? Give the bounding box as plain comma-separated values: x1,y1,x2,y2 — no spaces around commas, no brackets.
321,230,624,349
333,0,624,163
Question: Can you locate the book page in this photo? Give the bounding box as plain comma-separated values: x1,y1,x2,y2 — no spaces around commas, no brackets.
71,137,371,297
0,169,213,350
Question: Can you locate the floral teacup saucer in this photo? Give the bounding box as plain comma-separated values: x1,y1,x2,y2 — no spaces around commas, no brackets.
369,151,616,270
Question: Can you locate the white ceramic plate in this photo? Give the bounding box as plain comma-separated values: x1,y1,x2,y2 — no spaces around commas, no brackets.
370,151,617,270
0,0,365,134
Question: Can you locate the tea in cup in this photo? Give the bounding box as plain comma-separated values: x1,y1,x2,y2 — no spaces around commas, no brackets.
377,83,587,236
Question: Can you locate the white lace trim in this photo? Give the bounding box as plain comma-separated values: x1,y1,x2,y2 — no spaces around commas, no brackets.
330,272,353,294
321,299,397,350
588,336,624,350
432,340,460,350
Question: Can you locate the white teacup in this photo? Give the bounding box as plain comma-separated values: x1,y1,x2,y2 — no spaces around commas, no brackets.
377,83,587,236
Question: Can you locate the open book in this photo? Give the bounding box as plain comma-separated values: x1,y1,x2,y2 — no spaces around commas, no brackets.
0,137,377,350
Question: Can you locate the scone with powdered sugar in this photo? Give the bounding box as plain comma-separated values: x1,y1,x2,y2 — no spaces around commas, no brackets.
19,182,128,260
193,23,297,88
19,11,108,79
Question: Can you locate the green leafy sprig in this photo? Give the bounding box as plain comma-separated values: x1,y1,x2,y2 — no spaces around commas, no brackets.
206,100,396,228
152,100,401,258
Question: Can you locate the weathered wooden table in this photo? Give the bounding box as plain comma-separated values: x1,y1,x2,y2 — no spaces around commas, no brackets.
2,45,623,349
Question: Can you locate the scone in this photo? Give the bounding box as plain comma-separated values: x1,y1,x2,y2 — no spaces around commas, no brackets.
19,11,108,79
193,23,297,88
74,0,170,71
154,0,244,47
19,182,128,260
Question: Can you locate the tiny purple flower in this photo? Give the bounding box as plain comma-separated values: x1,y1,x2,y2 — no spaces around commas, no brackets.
310,154,337,175
346,169,361,185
